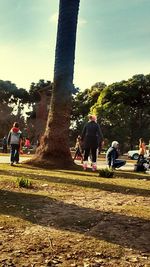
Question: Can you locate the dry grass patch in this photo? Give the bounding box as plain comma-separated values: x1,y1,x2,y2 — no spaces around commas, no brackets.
0,163,150,266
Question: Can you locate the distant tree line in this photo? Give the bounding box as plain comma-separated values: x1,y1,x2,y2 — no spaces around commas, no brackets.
0,80,28,138
0,74,150,152
0,79,50,140
71,74,150,152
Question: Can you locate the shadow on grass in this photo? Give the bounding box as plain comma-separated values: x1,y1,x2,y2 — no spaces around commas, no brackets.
115,170,150,180
0,189,149,252
0,169,150,197
60,169,150,180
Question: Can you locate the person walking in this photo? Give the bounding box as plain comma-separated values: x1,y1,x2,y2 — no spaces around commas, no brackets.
25,137,31,154
106,141,126,170
73,135,83,163
7,122,23,166
81,114,103,171
2,136,7,153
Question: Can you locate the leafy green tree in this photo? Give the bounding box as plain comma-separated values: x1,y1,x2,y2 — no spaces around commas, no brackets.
0,80,29,105
70,82,106,143
26,80,52,143
0,80,29,137
72,82,106,121
92,74,150,151
28,80,51,103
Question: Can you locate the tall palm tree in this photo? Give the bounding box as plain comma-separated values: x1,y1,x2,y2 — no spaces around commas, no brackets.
31,0,80,168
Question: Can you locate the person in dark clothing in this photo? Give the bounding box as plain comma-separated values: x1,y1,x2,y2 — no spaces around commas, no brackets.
106,141,126,169
81,114,103,171
7,122,23,166
2,136,7,153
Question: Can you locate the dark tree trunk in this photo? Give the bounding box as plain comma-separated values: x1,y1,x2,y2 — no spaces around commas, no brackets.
28,0,80,168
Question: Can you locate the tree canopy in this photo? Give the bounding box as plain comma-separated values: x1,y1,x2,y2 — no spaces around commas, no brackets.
91,74,150,151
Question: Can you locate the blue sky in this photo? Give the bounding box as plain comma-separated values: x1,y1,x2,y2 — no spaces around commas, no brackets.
0,0,150,91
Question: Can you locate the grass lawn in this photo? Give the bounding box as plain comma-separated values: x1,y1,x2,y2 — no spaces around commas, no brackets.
0,163,150,267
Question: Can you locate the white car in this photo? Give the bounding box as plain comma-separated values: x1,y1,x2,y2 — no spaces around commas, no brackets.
128,149,149,160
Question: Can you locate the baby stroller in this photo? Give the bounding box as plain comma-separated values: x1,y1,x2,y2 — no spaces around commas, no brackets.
134,157,150,172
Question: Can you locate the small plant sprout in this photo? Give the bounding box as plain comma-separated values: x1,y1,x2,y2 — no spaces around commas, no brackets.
16,177,32,188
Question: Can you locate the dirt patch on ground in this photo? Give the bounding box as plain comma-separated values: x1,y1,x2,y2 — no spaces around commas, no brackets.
0,166,150,266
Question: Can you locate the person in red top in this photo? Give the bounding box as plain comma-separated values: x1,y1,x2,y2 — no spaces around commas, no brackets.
138,138,146,162
25,137,31,154
7,122,23,165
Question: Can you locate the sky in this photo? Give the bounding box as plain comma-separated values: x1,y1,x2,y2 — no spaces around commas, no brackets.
0,0,150,91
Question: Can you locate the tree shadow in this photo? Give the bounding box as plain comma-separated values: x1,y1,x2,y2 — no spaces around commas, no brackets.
60,169,150,180
9,163,150,180
58,169,97,177
0,189,149,252
115,170,150,180
0,169,149,197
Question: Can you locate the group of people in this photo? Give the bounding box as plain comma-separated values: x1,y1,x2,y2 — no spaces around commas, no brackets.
74,114,126,171
2,119,148,171
2,122,31,166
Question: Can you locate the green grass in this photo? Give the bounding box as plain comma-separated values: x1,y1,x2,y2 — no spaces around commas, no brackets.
0,163,150,266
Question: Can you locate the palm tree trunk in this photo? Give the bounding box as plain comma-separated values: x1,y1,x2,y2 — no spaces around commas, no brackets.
29,0,80,168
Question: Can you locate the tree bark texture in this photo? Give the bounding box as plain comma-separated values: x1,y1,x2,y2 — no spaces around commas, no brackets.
30,0,80,168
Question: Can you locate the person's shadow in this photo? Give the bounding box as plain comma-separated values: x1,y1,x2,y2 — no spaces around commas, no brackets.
0,189,149,253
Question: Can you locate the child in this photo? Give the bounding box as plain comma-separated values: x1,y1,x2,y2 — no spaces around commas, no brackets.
73,135,83,163
2,136,7,153
25,137,31,154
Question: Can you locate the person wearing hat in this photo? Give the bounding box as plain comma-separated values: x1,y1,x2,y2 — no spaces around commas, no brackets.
106,141,126,169
81,114,104,171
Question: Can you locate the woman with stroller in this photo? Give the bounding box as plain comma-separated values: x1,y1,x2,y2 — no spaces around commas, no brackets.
134,138,149,172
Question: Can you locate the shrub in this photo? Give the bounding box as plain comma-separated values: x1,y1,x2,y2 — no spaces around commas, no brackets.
99,168,114,178
16,177,32,188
